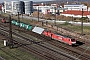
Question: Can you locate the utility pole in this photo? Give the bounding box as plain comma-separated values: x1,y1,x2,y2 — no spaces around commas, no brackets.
38,7,39,22
54,7,56,26
18,12,20,31
9,15,13,48
22,13,23,20
81,8,84,35
72,14,73,22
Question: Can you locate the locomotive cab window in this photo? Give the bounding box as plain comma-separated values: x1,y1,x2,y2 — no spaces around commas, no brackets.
71,39,75,42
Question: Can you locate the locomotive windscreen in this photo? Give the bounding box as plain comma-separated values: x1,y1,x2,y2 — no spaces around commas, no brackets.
71,39,75,42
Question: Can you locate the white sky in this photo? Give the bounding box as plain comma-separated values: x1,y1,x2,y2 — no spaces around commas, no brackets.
0,0,52,3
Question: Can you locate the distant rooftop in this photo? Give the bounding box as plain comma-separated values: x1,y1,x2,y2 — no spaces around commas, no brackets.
64,4,84,5
62,10,90,16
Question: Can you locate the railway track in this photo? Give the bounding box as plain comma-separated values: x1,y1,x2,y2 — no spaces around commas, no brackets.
0,46,21,60
0,17,90,60
0,22,77,60
12,24,90,60
0,26,54,60
47,41,90,60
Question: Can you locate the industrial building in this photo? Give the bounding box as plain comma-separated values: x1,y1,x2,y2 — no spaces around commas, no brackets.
61,10,90,18
4,1,12,13
64,4,87,11
33,4,58,14
18,1,25,14
4,1,33,15
3,1,89,16
10,1,24,14
24,1,33,15
33,6,52,14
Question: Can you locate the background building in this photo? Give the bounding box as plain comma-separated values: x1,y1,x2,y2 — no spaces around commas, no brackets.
33,5,56,14
4,1,12,13
61,10,90,18
11,1,19,14
24,1,33,15
18,1,25,14
64,4,87,11
4,1,33,15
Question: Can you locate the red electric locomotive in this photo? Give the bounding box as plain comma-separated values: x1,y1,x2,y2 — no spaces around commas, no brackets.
2,18,6,23
1,18,9,23
42,30,76,45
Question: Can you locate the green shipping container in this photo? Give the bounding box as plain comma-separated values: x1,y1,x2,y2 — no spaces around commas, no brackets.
11,20,16,25
15,22,19,26
20,23,26,28
25,25,32,30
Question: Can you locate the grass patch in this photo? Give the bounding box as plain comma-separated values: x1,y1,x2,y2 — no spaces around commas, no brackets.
0,39,40,60
57,22,90,34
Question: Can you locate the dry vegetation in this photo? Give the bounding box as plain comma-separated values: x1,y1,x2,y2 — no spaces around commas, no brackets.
81,2,90,7
32,11,89,22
